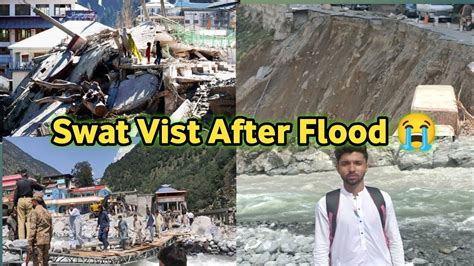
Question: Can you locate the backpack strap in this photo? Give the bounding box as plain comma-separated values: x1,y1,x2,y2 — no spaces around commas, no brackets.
366,186,388,246
326,189,340,251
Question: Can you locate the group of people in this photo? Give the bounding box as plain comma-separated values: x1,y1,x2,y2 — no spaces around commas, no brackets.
7,169,52,265
145,40,163,65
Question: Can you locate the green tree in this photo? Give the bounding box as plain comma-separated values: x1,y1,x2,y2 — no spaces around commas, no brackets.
71,161,94,187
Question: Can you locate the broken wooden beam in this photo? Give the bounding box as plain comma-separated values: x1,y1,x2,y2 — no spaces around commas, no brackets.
34,94,82,105
33,79,83,94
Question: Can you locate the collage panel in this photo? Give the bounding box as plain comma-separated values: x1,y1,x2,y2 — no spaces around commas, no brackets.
1,0,236,137
2,137,236,265
236,3,474,266
1,0,237,265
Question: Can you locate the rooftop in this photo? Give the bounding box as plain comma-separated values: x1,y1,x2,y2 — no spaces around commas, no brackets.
8,20,112,51
155,184,186,194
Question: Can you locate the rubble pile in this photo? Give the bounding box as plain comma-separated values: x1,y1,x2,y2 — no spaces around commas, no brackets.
3,21,235,137
2,214,236,263
176,216,237,256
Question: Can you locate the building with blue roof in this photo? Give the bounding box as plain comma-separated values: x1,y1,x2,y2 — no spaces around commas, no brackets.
154,184,187,212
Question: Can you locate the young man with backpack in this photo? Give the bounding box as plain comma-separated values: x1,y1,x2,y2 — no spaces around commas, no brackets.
314,146,404,265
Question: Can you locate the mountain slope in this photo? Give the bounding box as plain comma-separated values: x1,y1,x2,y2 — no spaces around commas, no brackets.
103,145,236,212
237,5,473,131
3,139,61,177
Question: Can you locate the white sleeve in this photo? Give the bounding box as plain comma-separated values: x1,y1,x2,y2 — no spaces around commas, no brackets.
314,197,330,266
383,192,405,266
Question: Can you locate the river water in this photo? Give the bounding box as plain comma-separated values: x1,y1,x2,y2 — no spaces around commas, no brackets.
237,166,474,263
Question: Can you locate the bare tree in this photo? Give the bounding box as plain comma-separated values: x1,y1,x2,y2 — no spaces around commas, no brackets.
160,0,167,17
118,0,133,28
140,0,150,21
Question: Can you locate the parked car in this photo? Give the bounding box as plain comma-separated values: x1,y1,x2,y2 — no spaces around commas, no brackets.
404,4,418,18
416,4,453,22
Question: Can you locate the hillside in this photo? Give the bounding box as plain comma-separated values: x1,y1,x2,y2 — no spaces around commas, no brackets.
103,145,236,212
3,139,61,177
237,5,474,131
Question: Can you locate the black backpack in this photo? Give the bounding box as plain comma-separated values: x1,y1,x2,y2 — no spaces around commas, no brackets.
326,186,387,249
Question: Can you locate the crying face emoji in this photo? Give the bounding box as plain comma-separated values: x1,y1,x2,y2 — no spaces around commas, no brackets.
397,113,435,152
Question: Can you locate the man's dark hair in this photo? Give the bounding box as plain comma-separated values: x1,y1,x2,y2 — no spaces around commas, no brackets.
158,244,187,266
118,215,122,219
334,145,368,162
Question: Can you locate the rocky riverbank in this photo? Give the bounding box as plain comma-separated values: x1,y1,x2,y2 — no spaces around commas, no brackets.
237,137,474,175
237,223,313,266
237,221,473,265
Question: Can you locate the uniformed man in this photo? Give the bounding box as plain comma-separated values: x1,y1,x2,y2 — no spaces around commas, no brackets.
26,195,53,266
13,169,45,239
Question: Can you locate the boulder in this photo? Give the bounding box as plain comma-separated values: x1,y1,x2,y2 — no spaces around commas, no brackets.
190,216,216,239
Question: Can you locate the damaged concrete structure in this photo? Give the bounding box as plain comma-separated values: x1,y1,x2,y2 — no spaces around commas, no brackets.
2,8,235,137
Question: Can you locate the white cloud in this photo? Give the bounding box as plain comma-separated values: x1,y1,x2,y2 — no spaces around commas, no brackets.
114,144,136,162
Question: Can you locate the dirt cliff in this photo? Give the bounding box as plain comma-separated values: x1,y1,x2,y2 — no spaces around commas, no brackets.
237,5,474,132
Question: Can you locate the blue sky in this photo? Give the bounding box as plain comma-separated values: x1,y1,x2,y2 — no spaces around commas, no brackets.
6,137,137,179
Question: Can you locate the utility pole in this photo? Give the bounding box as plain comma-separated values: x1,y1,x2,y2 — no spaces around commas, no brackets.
140,0,150,22
160,0,167,18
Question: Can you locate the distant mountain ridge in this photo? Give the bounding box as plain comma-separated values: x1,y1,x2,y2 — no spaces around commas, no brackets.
3,139,61,177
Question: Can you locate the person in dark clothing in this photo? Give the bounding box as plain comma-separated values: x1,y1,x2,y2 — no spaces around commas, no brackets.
158,244,187,266
96,207,110,250
13,169,45,239
145,209,155,242
154,41,163,65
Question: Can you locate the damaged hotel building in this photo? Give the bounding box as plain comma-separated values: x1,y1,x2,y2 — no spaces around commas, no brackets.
1,0,236,136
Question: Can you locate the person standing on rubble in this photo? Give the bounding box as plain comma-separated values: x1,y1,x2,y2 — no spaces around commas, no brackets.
132,214,143,246
69,205,84,247
460,4,472,30
187,212,194,226
13,169,45,239
6,209,18,240
145,209,156,242
165,209,173,230
155,210,164,238
96,205,110,250
116,215,129,250
26,195,52,266
154,41,163,65
146,42,152,64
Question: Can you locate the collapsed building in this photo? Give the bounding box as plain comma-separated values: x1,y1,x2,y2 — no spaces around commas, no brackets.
2,8,235,137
